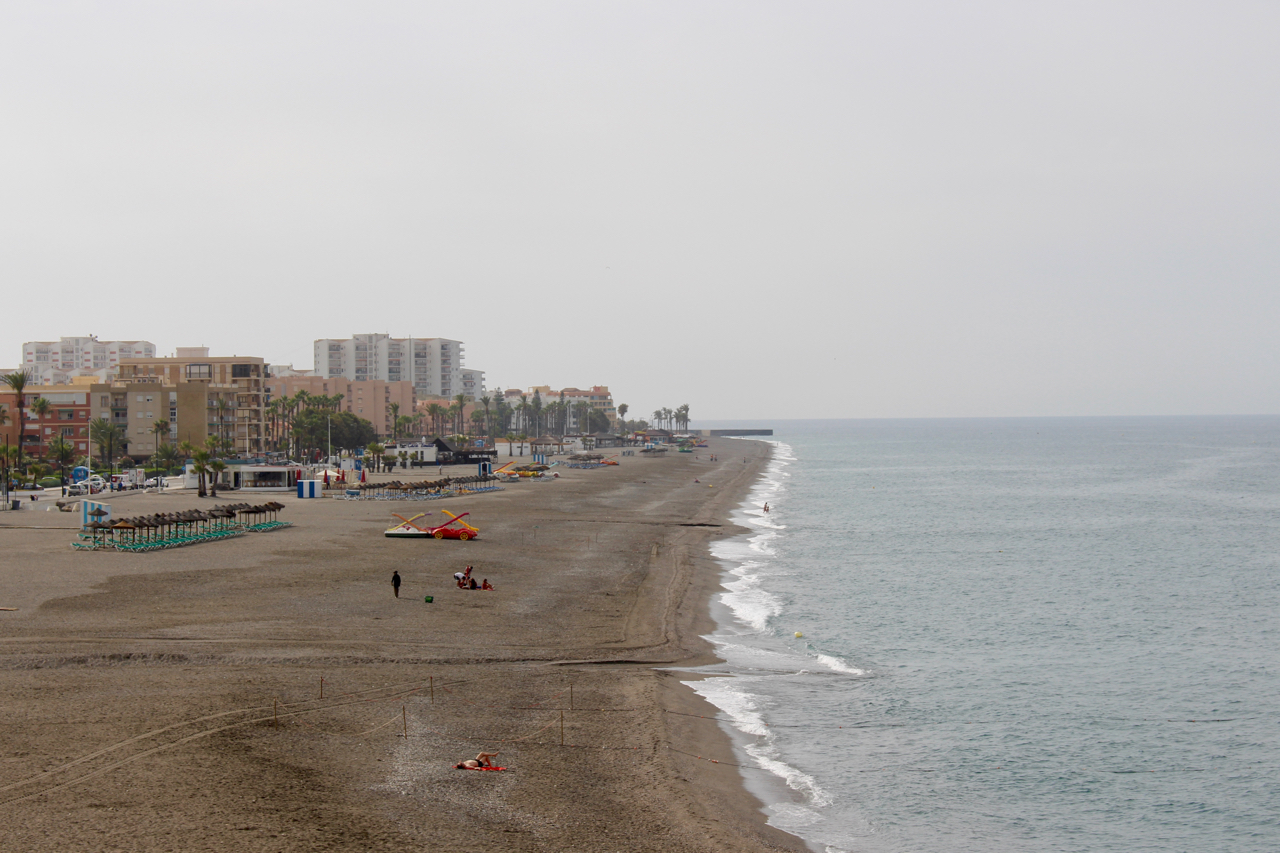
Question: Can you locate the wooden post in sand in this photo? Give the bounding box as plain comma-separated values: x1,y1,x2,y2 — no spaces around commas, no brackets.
560,710,564,745
403,706,407,738
320,677,324,699
430,676,434,704
569,684,574,711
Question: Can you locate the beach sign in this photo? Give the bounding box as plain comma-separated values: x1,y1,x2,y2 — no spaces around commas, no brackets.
81,501,110,528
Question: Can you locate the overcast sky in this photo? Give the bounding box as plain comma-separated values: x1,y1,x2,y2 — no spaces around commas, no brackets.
2,2,1277,420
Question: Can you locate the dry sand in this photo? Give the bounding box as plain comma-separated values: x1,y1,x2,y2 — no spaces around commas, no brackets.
0,440,805,852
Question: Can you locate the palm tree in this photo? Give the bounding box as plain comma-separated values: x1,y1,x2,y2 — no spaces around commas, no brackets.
517,433,528,456
191,449,211,497
505,432,518,457
516,394,530,434
426,403,446,437
214,396,231,446
470,409,486,434
2,370,32,467
676,404,690,432
149,418,170,475
365,442,385,474
46,436,77,494
530,391,543,437
208,459,227,497
28,461,52,488
453,393,469,434
388,402,400,441
617,403,629,432
478,395,492,439
154,442,182,476
30,396,51,425
89,417,126,476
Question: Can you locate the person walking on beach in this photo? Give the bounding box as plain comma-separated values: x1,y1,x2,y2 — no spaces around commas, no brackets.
392,571,401,598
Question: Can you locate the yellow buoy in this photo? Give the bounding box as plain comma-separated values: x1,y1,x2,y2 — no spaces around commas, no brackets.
794,631,803,638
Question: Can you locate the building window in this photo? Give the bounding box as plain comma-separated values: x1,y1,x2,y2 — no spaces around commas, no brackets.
186,364,212,379
231,364,253,378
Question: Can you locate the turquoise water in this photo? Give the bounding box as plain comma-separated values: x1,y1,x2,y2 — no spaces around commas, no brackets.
690,417,1280,852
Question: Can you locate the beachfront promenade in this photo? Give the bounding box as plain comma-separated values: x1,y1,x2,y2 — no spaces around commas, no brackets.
0,441,801,852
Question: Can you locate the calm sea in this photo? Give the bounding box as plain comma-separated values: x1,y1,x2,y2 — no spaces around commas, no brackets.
687,417,1280,853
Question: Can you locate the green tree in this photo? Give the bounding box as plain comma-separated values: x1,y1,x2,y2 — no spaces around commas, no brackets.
27,461,52,486
505,432,517,457
616,403,629,432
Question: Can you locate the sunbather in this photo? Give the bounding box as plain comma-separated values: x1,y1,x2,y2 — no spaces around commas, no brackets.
456,750,499,769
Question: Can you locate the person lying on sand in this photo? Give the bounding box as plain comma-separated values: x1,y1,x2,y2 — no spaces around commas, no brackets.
456,750,499,769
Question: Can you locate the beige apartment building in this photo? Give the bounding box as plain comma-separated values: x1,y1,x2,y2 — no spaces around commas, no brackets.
523,385,618,429
114,348,267,457
266,375,416,440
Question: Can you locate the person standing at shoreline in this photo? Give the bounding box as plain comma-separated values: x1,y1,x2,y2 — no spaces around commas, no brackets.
391,571,401,598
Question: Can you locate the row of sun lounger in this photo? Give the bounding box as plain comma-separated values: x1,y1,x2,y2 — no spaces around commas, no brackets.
74,503,292,552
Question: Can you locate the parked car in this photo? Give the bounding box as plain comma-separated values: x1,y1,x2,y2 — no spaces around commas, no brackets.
65,483,89,496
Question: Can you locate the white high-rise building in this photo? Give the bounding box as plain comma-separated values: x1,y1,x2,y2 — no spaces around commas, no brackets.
313,334,485,399
21,336,156,385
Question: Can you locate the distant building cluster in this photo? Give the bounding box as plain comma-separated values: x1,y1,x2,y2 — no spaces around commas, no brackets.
1,334,622,464
313,334,484,399
21,336,156,385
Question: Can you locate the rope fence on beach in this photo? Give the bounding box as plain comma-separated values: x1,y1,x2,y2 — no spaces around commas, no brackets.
2,671,1247,807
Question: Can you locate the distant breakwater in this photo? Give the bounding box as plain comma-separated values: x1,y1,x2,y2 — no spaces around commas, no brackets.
700,429,773,437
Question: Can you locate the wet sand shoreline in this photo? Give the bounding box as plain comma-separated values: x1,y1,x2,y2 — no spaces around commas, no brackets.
0,439,804,851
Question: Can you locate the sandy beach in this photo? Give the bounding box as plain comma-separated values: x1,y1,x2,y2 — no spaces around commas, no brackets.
0,439,803,852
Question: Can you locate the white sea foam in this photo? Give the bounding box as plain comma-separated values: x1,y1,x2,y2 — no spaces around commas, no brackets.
690,678,832,808
719,573,781,632
813,652,866,677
